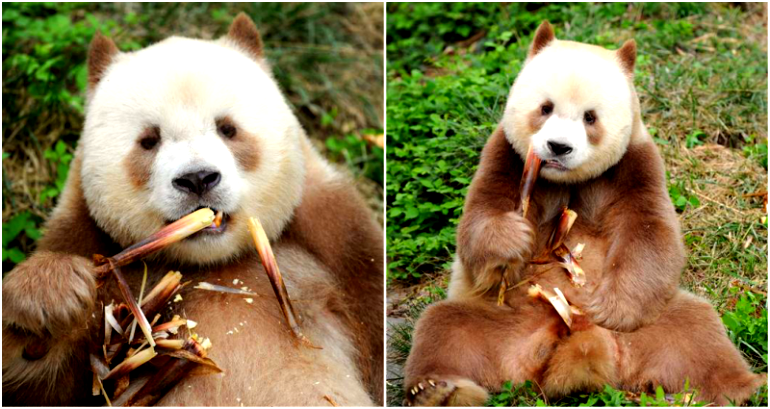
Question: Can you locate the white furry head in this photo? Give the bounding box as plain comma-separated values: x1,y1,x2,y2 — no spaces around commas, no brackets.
80,14,305,265
502,21,639,183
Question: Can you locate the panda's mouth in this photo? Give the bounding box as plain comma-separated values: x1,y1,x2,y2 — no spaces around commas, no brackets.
543,160,568,171
166,208,229,237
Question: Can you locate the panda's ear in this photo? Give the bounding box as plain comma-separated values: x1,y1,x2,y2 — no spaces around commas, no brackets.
87,32,119,89
617,39,636,76
528,21,555,59
227,12,264,60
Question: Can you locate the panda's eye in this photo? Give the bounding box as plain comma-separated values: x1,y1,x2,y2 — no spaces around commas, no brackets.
139,127,160,150
540,102,553,116
584,111,597,125
217,120,237,139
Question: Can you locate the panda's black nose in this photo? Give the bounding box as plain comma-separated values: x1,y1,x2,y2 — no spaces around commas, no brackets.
172,170,221,196
547,141,573,156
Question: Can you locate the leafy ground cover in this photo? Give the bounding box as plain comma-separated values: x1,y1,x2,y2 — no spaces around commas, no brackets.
386,2,768,406
2,2,384,272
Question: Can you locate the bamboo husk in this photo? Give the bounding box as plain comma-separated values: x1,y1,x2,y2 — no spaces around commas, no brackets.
88,209,223,405
528,284,575,328
248,217,321,349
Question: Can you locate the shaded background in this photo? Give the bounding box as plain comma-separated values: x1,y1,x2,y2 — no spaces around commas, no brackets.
2,2,384,273
386,2,767,406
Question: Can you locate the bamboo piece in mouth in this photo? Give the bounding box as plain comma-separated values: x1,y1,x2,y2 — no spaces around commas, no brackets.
94,208,219,277
519,144,542,218
248,217,321,349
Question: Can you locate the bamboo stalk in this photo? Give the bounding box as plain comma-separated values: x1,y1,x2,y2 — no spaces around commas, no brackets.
103,347,157,381
248,217,320,349
499,145,542,304
519,145,542,218
111,264,156,348
194,281,258,297
94,209,218,277
547,208,578,251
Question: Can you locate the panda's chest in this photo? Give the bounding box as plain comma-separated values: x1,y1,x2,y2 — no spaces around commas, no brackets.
116,244,370,405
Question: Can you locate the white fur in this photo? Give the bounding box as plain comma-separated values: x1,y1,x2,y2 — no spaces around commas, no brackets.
80,36,306,265
502,41,634,183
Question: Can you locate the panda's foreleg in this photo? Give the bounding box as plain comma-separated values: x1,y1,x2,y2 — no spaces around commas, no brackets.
2,251,99,405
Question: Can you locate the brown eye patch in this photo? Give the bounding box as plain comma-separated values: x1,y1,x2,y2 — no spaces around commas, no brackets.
217,119,237,139
583,110,596,125
139,126,161,150
126,126,160,188
216,116,259,172
527,101,554,134
584,111,604,145
541,102,554,116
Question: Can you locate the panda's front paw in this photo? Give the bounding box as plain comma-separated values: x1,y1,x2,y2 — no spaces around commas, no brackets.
461,211,534,277
584,289,644,332
2,251,97,339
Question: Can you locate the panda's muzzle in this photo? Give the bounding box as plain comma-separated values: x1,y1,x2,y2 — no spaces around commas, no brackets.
166,208,228,237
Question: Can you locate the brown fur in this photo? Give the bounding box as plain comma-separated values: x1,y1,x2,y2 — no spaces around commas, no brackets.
616,39,637,77
217,116,260,172
528,21,555,59
228,12,264,60
87,32,119,89
585,115,604,145
284,141,384,403
125,127,160,188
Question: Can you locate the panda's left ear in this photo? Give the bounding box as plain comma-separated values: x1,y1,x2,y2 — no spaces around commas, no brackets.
227,12,264,60
528,21,555,59
87,32,119,90
617,39,636,76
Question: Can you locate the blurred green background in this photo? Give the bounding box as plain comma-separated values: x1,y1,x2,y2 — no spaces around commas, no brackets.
386,2,767,406
1,2,384,273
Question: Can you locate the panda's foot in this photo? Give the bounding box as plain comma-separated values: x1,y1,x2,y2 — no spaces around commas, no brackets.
404,377,488,407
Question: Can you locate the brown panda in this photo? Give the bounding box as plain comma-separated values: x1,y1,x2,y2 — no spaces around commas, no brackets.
2,14,384,406
403,21,765,406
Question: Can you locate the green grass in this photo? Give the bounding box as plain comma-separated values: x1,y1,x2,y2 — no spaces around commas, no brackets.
386,2,767,406
2,3,384,272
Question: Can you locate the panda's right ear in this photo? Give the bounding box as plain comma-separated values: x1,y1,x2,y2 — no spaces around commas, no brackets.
87,32,119,90
226,12,264,60
528,21,555,59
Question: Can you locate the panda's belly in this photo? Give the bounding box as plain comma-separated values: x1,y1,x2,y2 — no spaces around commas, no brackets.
154,243,372,406
516,224,609,309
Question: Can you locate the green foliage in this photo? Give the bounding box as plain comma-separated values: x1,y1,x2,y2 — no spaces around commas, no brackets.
667,175,700,212
2,211,42,264
487,380,709,407
39,141,74,204
326,132,384,187
742,134,768,169
722,289,769,371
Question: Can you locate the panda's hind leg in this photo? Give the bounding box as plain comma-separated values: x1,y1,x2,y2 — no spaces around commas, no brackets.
619,290,766,406
404,300,562,406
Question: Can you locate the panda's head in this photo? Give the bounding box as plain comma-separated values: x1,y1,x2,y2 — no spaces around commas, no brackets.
80,14,305,265
502,21,639,184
